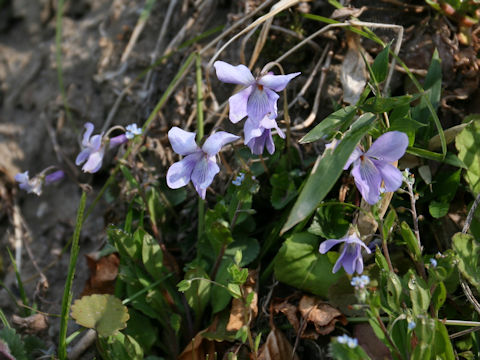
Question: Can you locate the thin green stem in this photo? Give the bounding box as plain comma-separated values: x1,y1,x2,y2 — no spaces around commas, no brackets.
6,248,29,316
55,0,74,131
196,53,205,240
0,308,10,328
58,191,86,360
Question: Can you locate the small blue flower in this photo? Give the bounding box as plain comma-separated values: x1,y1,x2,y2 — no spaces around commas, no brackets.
166,127,239,199
351,275,370,289
126,123,142,139
232,172,245,186
430,258,437,267
408,321,416,330
337,334,358,348
319,232,371,275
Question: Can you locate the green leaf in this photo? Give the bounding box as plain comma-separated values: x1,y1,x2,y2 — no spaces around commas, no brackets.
71,294,129,337
433,320,455,360
406,146,444,161
141,230,164,278
412,49,442,140
120,165,139,188
274,232,343,297
308,203,350,239
205,208,234,254
431,281,446,316
270,171,297,210
109,227,141,261
429,169,461,218
380,270,403,314
282,113,376,233
183,268,211,319
98,332,144,360
407,271,431,316
452,232,480,292
411,316,435,360
224,237,260,267
400,222,421,260
299,106,356,143
456,120,480,194
359,94,418,113
371,44,390,83
124,309,158,353
382,209,397,240
0,328,27,360
177,280,192,292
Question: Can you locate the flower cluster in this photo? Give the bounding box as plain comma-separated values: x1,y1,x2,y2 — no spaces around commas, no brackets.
336,334,358,348
213,61,299,155
351,275,370,290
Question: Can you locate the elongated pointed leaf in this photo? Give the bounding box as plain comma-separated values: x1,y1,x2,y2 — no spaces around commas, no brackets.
281,113,376,233
299,106,356,144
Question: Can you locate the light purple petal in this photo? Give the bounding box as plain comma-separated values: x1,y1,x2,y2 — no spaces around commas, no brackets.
191,156,220,199
344,147,363,170
90,134,103,151
340,245,360,275
82,123,95,147
351,157,382,205
244,118,263,144
319,239,345,253
258,72,301,92
202,131,240,156
82,150,105,173
265,130,275,155
247,87,278,122
354,247,364,274
166,152,202,189
229,86,253,123
109,134,128,148
260,115,285,139
213,61,255,86
373,160,403,193
346,235,371,254
365,131,409,162
75,149,90,165
15,171,29,183
45,170,65,184
168,127,199,156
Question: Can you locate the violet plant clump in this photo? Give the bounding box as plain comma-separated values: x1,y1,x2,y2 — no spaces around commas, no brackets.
344,131,408,205
319,230,371,275
166,127,239,199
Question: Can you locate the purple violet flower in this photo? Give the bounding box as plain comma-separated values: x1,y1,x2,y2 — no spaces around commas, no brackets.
76,123,130,173
319,233,371,275
344,131,408,205
15,169,65,196
166,127,239,199
244,114,285,155
76,123,106,173
213,61,300,124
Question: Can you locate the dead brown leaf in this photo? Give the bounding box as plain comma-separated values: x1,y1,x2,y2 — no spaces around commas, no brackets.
272,301,300,333
258,328,299,360
341,33,368,105
298,295,347,338
81,252,120,296
226,270,258,332
178,319,218,360
11,313,48,334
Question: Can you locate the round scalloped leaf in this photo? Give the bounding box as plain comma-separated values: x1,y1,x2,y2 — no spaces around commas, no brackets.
71,294,129,337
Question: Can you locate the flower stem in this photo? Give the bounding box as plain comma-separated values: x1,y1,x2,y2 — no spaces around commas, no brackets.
195,53,205,241
58,191,86,360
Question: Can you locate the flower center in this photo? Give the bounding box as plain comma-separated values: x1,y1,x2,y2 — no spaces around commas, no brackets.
257,84,264,91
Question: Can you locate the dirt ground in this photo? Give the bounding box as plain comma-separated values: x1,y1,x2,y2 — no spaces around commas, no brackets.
0,0,479,357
